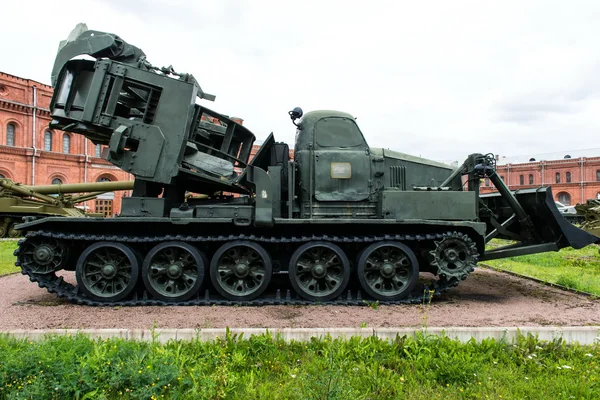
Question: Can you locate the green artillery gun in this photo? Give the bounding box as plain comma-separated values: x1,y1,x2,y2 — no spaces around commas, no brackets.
0,178,134,237
13,25,598,306
575,200,600,238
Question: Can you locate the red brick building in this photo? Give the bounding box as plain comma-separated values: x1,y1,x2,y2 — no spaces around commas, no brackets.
480,152,600,206
0,71,133,215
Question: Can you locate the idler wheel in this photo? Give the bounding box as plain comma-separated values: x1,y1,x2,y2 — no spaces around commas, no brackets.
357,241,419,301
76,242,139,302
17,237,68,274
210,240,272,301
142,241,206,302
289,241,350,302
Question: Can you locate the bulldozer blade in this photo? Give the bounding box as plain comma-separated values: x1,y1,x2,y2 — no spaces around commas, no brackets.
480,187,599,253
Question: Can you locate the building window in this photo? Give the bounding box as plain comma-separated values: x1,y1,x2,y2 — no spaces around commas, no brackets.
566,171,571,183
51,178,63,185
0,174,5,179
555,172,560,184
95,144,102,158
519,175,524,185
44,131,52,151
557,192,571,206
484,178,490,187
529,174,534,185
95,199,113,217
95,176,114,216
6,123,15,146
500,175,504,181
63,134,70,154
597,170,600,182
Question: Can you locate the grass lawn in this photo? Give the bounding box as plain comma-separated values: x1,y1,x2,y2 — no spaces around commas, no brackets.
484,240,600,296
0,240,18,277
0,332,598,399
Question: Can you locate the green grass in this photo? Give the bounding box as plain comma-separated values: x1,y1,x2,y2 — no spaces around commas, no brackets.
485,240,600,295
0,332,598,399
0,240,18,276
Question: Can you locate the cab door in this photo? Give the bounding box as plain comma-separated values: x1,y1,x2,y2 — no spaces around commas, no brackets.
313,116,371,201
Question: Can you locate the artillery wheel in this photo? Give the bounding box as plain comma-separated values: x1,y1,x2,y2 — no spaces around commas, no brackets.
357,241,419,301
210,241,272,301
289,241,350,302
142,242,206,302
18,237,68,274
76,242,139,302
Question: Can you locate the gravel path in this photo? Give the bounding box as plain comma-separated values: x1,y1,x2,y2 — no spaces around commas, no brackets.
0,269,598,330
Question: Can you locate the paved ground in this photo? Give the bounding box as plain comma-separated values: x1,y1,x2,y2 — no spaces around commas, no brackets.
0,268,598,330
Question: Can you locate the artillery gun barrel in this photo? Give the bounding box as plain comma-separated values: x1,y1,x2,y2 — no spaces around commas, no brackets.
0,179,61,205
21,180,134,195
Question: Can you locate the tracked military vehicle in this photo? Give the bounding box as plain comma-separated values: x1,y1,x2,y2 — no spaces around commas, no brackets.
14,27,599,306
0,178,134,238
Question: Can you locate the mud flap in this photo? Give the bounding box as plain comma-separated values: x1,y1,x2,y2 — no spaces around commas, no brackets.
479,187,599,259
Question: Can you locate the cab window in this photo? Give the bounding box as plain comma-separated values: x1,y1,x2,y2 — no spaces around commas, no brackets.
316,117,365,148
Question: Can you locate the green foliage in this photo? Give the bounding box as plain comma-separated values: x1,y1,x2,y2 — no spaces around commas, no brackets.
0,240,18,276
0,332,598,399
363,300,380,310
486,241,600,295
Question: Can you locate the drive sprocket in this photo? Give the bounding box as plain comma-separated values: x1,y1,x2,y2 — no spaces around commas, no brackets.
429,232,479,280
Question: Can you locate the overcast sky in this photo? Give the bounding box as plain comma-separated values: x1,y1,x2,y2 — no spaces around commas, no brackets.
2,0,599,162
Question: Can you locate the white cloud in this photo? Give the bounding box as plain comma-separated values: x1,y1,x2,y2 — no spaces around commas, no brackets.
2,0,600,162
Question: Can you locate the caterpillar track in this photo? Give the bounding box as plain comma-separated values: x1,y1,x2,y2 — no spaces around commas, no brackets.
15,230,474,307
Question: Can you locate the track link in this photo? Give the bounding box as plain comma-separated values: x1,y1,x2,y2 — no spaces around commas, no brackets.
15,231,474,306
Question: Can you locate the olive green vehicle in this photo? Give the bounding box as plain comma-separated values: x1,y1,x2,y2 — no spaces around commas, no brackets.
14,26,599,306
0,178,134,238
576,200,600,237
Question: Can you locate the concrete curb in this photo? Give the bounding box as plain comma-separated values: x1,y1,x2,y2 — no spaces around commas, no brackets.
2,326,599,344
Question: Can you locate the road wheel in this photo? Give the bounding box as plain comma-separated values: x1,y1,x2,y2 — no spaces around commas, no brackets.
76,242,139,302
142,241,206,302
357,241,419,301
289,241,350,302
210,240,272,301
